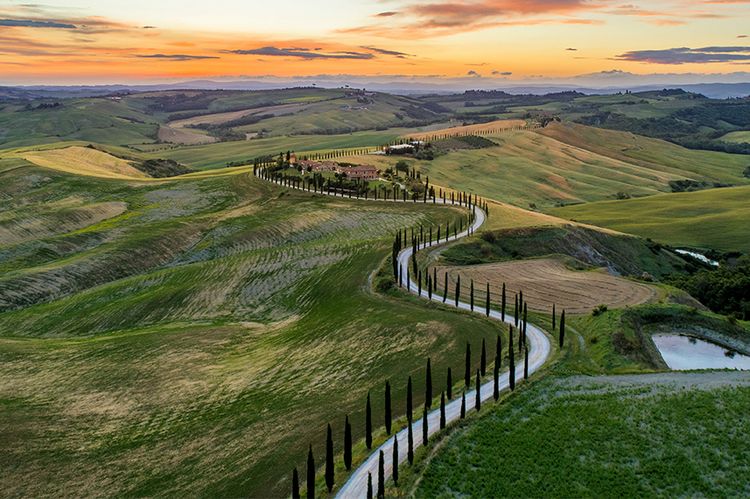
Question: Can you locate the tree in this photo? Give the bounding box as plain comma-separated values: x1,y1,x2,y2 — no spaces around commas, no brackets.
440,392,446,429
508,327,516,391
407,376,413,422
377,450,385,498
344,415,352,471
292,468,300,499
514,294,518,327
470,279,474,311
464,342,471,387
475,369,481,411
385,380,392,435
496,334,502,370
486,282,491,316
443,272,448,303
325,424,334,492
306,445,315,499
460,391,466,419
501,283,506,321
455,275,461,306
493,354,500,400
425,358,433,408
407,420,414,464
366,392,372,449
480,338,487,376
524,345,529,380
422,404,428,445
367,472,373,499
552,303,556,331
522,303,528,350
446,367,453,399
392,435,399,486
559,310,566,348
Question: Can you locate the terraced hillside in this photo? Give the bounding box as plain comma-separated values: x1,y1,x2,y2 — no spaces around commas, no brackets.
0,162,517,497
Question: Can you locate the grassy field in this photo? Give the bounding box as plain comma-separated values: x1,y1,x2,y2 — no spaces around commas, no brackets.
720,130,750,144
0,163,521,497
552,185,750,253
411,372,750,498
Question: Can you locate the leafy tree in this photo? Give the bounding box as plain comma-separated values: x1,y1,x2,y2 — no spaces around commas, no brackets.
325,423,334,492
385,380,392,435
306,445,315,499
344,415,352,470
366,392,372,449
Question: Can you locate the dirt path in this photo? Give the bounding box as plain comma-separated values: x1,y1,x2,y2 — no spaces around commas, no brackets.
254,170,552,498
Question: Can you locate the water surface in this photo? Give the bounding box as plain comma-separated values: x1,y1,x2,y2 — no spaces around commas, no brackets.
653,334,750,370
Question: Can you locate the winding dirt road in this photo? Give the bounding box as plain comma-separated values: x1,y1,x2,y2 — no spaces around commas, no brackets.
254,171,552,498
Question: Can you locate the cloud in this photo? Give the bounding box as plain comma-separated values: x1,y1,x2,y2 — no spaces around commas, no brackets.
360,46,412,58
226,46,374,60
739,35,748,38
0,18,76,28
136,53,219,61
375,11,399,17
615,46,750,64
566,47,577,51
467,70,481,76
492,70,512,75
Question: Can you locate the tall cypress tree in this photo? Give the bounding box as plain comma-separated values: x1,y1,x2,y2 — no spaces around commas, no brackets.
407,421,414,464
460,391,466,419
475,369,481,411
344,415,352,471
496,334,502,369
480,338,487,376
392,435,399,486
508,327,516,391
366,392,372,450
470,279,474,311
522,302,528,350
552,303,556,331
306,445,315,499
440,392,446,429
446,367,453,399
493,355,500,400
377,451,385,498
385,380,392,435
367,472,373,499
292,468,300,499
514,294,518,327
559,310,566,348
443,272,448,303
406,376,413,423
486,282,491,316
464,342,471,387
455,275,461,306
501,283,506,321
325,424,334,492
524,345,529,380
422,404,428,445
425,358,433,408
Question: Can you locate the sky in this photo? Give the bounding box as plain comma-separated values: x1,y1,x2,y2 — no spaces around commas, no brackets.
1,0,750,85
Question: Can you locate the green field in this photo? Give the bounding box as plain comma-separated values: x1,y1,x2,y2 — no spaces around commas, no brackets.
551,185,750,253
0,163,520,496
721,130,750,144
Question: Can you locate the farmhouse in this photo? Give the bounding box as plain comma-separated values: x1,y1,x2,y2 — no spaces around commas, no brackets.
340,165,379,180
299,159,338,172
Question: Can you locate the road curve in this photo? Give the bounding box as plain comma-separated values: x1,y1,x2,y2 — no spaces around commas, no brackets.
254,171,552,498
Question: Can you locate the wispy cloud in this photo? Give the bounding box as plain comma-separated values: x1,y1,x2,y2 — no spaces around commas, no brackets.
615,46,750,64
226,46,375,60
136,53,219,61
0,18,76,28
360,46,412,58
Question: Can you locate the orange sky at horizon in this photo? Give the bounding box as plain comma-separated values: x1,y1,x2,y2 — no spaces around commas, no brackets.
1,0,750,84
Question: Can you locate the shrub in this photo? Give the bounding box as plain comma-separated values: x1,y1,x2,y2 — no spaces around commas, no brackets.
592,304,608,317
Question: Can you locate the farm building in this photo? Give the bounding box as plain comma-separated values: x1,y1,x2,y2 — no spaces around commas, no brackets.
341,165,379,180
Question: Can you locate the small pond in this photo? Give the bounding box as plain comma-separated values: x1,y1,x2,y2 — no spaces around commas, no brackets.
653,334,750,370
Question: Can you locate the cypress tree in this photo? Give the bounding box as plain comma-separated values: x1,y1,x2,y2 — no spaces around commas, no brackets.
455,275,461,306
425,358,433,407
514,294,518,327
406,376,413,422
464,342,471,387
377,451,385,498
385,381,392,435
344,415,352,471
446,367,453,399
480,338,487,376
292,468,300,499
501,283,506,321
407,420,414,464
443,272,448,303
496,334,502,369
486,282,491,316
520,303,526,354
524,345,529,380
367,472,373,499
422,404,428,445
509,327,516,391
552,303,556,331
440,392,446,429
470,279,474,311
493,355,500,400
460,391,466,419
392,435,399,486
306,445,315,499
559,310,566,348
523,303,528,350
366,392,372,450
475,369,481,411
325,423,334,492
418,270,422,295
